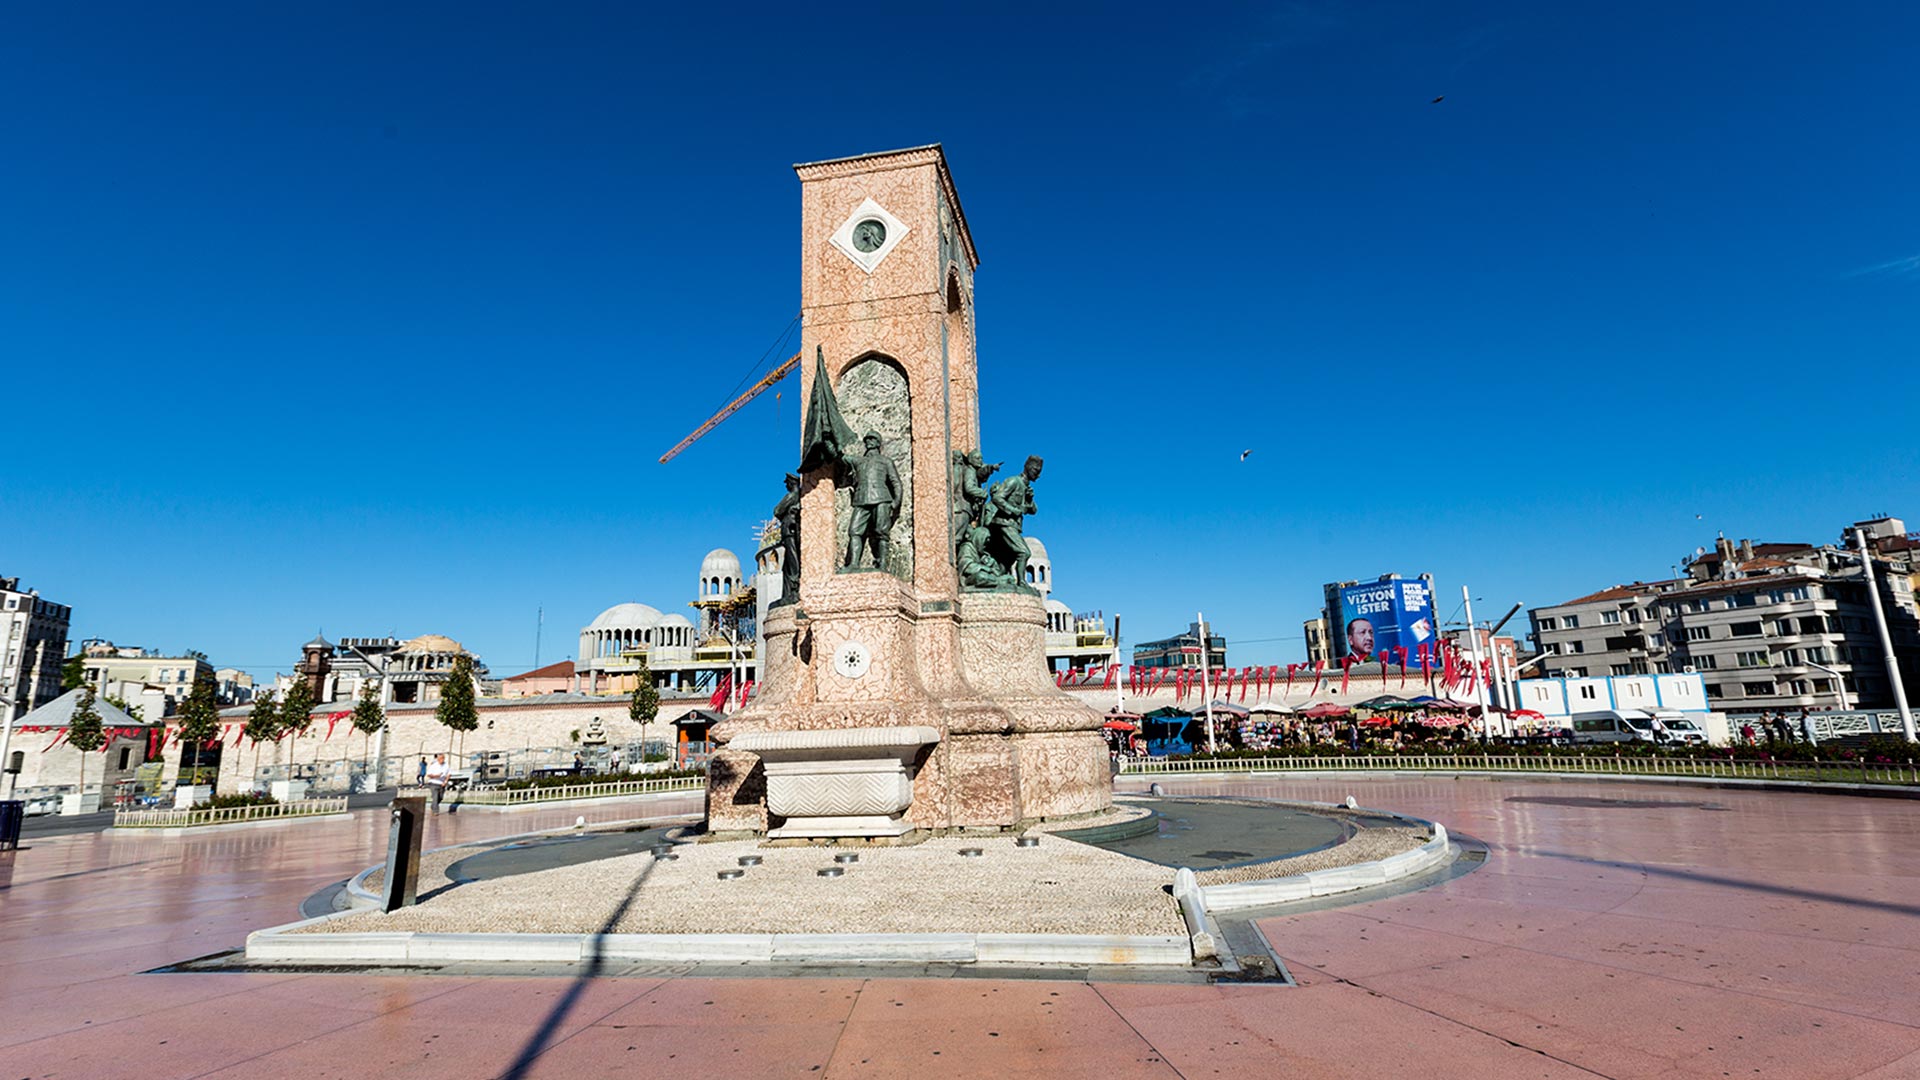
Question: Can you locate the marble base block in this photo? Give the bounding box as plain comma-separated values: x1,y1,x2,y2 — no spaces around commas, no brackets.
732,726,939,839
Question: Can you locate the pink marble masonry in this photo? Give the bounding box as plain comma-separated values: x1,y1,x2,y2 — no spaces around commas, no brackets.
707,147,1111,833
6,777,1920,1077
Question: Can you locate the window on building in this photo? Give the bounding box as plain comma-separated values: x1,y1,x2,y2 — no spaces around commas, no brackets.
1729,622,1763,637
1743,681,1776,696
1726,593,1756,609
1692,655,1718,669
1801,617,1828,635
1610,664,1631,676
1806,646,1830,664
117,747,132,770
1654,661,1673,674
1781,648,1801,664
1537,617,1558,631
1789,679,1810,694
1627,609,1640,623
1708,683,1730,698
1686,626,1712,641
1692,598,1713,613
1602,611,1621,624
1774,620,1795,637
1567,641,1585,654
1578,684,1598,699
1564,615,1580,629
1736,650,1769,667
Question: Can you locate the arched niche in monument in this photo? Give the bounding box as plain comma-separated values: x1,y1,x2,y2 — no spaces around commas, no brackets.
833,352,914,581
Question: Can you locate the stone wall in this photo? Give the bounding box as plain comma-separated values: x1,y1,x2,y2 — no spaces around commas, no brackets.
182,694,717,793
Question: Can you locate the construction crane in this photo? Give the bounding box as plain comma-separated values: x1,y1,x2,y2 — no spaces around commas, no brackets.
657,350,801,464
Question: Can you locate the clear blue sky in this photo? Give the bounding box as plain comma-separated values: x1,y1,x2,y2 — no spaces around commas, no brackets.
5,3,1915,680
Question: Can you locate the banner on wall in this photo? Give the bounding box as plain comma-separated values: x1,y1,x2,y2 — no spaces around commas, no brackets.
1336,579,1434,664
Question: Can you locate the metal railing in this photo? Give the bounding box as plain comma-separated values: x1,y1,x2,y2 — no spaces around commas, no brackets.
1116,754,1920,787
452,775,708,806
113,797,350,829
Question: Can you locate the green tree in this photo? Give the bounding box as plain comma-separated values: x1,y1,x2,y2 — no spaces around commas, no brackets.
60,652,86,691
435,654,479,756
277,678,316,774
279,678,316,736
628,654,660,734
104,694,144,722
350,682,385,783
66,686,106,801
176,673,221,786
244,690,279,783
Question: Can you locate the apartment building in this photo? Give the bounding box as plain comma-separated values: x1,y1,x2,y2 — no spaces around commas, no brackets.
2,575,72,726
80,642,215,717
1529,529,1920,715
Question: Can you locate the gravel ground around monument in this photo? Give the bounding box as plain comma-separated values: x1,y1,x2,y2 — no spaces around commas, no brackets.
308,833,1187,936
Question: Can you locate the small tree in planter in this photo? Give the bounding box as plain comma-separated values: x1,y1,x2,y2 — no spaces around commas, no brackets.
277,677,316,772
245,689,280,786
436,654,479,759
350,682,385,788
629,657,660,764
176,672,221,786
66,687,107,805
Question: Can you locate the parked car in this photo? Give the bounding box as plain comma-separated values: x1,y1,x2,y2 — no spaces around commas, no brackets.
1652,712,1710,745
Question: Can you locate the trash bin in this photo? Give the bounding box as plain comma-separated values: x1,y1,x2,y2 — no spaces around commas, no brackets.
0,800,24,851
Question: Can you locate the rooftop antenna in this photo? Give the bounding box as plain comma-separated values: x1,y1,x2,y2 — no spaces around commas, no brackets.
534,607,543,669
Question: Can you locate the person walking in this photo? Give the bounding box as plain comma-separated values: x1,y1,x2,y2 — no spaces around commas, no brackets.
417,757,428,785
424,753,451,814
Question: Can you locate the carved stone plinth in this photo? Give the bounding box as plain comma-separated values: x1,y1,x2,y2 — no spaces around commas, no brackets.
731,726,940,838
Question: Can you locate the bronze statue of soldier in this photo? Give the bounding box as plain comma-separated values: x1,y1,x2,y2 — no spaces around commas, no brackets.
983,455,1042,585
842,432,902,571
772,472,801,604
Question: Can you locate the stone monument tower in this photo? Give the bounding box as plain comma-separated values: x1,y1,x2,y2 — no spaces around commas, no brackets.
706,145,1112,837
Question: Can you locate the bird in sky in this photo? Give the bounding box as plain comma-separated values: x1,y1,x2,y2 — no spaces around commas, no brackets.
1240,449,1253,461
1431,96,1445,104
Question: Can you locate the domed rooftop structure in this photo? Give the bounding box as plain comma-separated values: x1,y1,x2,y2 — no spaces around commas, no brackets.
658,612,694,628
397,634,466,655
1024,535,1054,596
699,548,745,598
587,602,663,630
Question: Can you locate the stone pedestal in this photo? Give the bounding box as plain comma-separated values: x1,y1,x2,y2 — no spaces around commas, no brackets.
732,726,939,838
173,784,212,810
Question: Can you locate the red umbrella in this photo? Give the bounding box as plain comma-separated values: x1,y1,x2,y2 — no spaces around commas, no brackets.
1511,709,1545,721
1101,719,1138,732
1301,702,1351,719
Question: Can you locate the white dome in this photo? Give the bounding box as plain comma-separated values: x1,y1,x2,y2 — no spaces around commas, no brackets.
588,602,663,630
1025,537,1050,562
659,613,694,628
1044,598,1073,615
700,548,742,578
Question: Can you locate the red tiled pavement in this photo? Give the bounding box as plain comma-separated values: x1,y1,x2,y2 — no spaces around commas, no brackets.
3,778,1918,1078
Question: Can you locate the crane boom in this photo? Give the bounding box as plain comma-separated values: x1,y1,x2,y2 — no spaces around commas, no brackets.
658,350,802,463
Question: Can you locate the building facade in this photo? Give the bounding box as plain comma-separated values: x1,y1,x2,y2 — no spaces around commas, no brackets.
576,547,757,696
1529,528,1920,715
1133,621,1228,670
80,643,214,718
1,575,71,727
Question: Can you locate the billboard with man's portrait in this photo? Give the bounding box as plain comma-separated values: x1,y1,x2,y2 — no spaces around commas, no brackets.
1336,579,1434,663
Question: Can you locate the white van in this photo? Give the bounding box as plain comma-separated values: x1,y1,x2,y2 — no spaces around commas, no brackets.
1569,710,1663,745
1652,712,1709,746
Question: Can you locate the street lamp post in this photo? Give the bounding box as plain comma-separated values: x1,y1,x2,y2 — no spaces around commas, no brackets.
1852,528,1915,742
1196,612,1216,754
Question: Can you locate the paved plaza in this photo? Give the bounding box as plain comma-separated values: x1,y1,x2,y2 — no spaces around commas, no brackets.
4,777,1919,1078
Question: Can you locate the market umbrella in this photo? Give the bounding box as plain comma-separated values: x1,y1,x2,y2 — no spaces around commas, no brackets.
1101,719,1139,732
1206,700,1250,719
1356,694,1417,711
1510,709,1546,721
1247,700,1295,715
1300,702,1351,719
